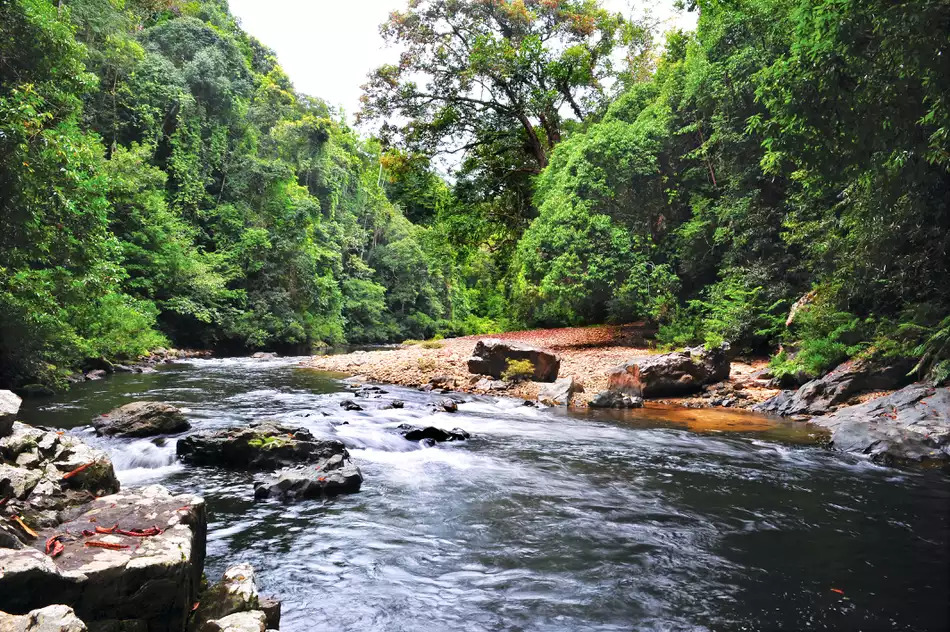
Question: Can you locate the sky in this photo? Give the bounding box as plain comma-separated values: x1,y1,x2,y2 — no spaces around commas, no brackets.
228,0,698,124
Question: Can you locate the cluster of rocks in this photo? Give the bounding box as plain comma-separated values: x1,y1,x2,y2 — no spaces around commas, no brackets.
1,389,277,632
176,422,363,502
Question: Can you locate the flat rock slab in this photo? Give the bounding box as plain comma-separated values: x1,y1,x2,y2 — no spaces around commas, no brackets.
176,422,347,470
467,339,560,382
93,402,190,438
0,485,205,632
815,384,950,466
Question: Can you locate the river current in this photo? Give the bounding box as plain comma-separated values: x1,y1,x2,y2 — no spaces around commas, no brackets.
18,357,950,631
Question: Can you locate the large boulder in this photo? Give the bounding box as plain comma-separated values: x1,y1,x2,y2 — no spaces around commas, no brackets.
755,358,915,417
93,402,190,438
606,345,730,398
176,422,350,471
1,390,21,437
253,458,363,502
0,485,206,632
0,605,88,632
537,377,582,406
814,384,950,466
1,423,120,533
467,339,560,383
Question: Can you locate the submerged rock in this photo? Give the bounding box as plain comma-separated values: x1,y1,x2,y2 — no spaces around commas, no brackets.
1,390,21,437
93,402,190,438
0,485,206,632
339,400,363,411
467,339,560,382
606,345,730,398
176,422,349,471
755,358,915,417
538,377,582,406
589,391,644,409
816,384,950,466
0,605,88,632
253,457,363,501
396,424,470,443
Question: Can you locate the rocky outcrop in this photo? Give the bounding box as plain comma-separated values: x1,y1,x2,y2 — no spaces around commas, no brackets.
253,459,363,501
0,605,88,632
606,345,730,398
0,485,206,632
814,384,950,466
396,424,470,445
1,423,120,533
588,391,644,409
191,564,280,631
755,358,915,417
467,339,560,383
93,402,190,438
538,377,582,406
1,390,20,437
176,422,349,470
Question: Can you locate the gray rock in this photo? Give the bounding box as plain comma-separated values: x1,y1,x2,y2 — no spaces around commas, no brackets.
177,422,351,471
191,564,261,627
396,424,470,444
606,345,730,398
438,399,458,413
473,378,508,392
250,352,277,360
755,358,916,417
93,402,190,438
589,391,644,409
467,339,560,382
84,371,107,382
339,400,363,411
382,400,404,410
0,605,88,632
253,456,363,502
1,390,21,437
203,611,265,632
815,384,950,466
0,486,205,632
257,600,279,631
538,377,582,406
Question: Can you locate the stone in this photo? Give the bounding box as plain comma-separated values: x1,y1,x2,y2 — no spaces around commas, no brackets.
606,345,730,398
253,457,363,501
588,391,644,409
814,384,950,466
1,391,21,437
755,357,916,417
466,339,560,382
204,612,265,632
339,400,363,412
382,400,404,410
250,353,277,360
84,371,107,382
93,403,190,438
0,605,88,632
0,486,205,632
428,375,456,389
258,599,279,631
0,423,120,533
473,378,508,392
396,424,469,443
438,399,458,413
177,422,351,471
191,565,260,626
537,377,582,406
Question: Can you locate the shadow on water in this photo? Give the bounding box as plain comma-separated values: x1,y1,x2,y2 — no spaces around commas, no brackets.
17,357,950,632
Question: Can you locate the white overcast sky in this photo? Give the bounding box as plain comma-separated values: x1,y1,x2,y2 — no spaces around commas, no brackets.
228,0,698,123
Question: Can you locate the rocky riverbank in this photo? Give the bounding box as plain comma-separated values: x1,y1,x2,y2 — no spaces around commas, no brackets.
0,391,282,632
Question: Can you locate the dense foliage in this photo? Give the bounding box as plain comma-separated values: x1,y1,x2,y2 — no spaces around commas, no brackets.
2,0,948,389
0,0,484,388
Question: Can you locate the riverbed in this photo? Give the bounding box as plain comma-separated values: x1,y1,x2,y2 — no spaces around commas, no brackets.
19,357,950,631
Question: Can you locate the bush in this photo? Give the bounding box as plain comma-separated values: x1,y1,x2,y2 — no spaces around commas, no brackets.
769,302,868,380
501,359,535,382
420,340,443,349
417,357,437,371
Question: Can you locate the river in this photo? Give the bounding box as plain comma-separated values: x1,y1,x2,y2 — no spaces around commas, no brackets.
18,356,950,631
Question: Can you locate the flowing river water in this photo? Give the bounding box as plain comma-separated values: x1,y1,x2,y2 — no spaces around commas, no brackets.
18,356,950,631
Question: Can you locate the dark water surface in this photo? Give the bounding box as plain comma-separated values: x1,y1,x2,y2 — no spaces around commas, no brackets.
19,358,950,631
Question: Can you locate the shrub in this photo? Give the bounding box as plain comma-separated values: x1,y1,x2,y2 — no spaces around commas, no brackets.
501,359,535,382
417,357,437,371
420,340,443,349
